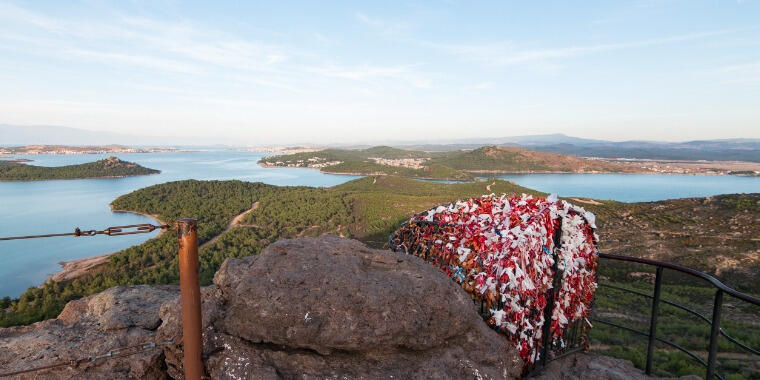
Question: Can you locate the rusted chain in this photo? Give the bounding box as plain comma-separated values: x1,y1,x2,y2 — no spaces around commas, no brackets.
0,223,172,241
0,338,176,378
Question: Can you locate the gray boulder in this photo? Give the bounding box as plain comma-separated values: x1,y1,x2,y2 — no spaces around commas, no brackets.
1,237,523,379
0,285,179,379
159,236,523,379
533,352,700,380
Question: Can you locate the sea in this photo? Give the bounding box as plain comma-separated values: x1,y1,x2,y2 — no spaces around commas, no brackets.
0,150,758,297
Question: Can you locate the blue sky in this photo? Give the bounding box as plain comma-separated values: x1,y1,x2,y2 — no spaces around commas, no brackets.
0,1,758,145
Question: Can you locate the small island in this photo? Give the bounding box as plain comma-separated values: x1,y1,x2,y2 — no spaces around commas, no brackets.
0,156,160,181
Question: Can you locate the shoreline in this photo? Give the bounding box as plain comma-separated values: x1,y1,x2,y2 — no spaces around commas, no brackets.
43,208,166,286
259,156,760,178
262,165,759,179
0,172,161,182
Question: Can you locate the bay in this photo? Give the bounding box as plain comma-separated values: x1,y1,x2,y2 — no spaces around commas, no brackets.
0,151,358,297
1,151,758,297
487,173,759,202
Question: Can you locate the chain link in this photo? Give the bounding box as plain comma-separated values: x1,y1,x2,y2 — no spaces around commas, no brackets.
0,223,172,241
0,338,176,378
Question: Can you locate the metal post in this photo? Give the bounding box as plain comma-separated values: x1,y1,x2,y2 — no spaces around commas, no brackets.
177,218,203,380
706,289,724,379
645,267,663,375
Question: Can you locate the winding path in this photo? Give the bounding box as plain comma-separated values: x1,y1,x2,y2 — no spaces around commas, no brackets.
200,202,260,249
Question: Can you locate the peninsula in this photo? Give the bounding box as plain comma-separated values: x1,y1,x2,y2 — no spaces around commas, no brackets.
259,145,760,178
0,156,160,181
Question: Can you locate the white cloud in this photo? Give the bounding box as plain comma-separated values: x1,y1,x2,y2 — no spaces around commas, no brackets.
714,62,760,84
355,11,409,36
0,3,433,95
420,29,740,66
472,82,494,90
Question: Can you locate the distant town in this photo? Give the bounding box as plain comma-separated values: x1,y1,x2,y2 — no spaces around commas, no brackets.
0,145,197,155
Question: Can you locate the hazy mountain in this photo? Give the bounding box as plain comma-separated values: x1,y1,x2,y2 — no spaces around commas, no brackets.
2,124,758,162
396,134,760,162
0,124,219,146
494,133,610,146
0,124,147,146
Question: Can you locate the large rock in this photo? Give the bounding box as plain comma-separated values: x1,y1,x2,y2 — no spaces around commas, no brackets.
533,353,700,380
0,285,179,379
0,237,523,379
158,236,523,379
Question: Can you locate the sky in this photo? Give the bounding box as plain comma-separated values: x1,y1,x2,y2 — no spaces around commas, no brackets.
0,0,758,145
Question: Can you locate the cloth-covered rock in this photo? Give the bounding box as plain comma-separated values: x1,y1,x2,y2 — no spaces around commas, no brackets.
389,193,599,363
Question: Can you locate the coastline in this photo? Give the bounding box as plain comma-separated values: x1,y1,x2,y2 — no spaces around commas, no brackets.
0,172,161,182
43,208,166,286
260,156,760,178
262,165,759,178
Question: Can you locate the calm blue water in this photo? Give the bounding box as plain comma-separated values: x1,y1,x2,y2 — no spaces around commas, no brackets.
0,151,358,297
1,152,758,297
488,173,759,202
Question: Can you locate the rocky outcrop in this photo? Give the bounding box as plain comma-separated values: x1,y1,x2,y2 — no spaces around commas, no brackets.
0,285,179,379
0,237,524,379
533,352,699,380
159,236,523,379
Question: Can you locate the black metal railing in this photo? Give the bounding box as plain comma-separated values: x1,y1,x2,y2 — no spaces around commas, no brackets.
388,215,760,378
593,253,760,380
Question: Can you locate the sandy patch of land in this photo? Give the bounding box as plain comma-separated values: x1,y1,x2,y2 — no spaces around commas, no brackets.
571,198,603,205
47,253,113,284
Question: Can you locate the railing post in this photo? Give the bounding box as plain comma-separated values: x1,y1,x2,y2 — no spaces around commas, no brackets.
645,267,663,375
706,289,724,379
177,218,203,380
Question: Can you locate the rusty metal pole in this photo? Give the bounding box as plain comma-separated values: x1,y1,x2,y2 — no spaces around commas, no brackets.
177,218,203,380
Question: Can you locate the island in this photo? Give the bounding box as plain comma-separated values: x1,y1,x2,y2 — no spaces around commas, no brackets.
0,156,160,181
259,145,760,178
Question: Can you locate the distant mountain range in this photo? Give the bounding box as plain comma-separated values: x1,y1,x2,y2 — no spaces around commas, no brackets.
0,124,215,146
395,134,760,162
2,125,758,162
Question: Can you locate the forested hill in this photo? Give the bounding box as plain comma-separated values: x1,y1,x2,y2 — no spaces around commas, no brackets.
0,157,159,181
258,145,637,179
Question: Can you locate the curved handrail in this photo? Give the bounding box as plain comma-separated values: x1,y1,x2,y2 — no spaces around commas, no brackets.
598,253,760,306
598,283,760,356
592,318,725,380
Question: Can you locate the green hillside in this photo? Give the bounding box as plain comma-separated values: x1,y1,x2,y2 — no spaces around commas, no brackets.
259,145,635,178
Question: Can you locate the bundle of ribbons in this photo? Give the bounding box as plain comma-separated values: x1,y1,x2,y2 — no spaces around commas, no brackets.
388,193,599,364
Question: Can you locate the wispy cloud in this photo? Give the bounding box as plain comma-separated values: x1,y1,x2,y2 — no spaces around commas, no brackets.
713,62,760,84
422,29,741,66
0,3,434,94
355,11,409,36
306,63,434,88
